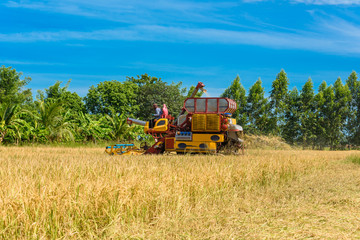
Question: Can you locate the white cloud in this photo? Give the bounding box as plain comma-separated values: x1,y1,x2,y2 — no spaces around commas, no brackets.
122,62,222,76
0,22,359,54
242,0,268,2
293,0,360,5
0,59,64,66
3,0,360,55
3,0,235,25
27,72,128,96
241,0,360,5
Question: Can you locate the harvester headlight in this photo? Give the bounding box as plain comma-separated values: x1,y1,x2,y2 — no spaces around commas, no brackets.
221,124,228,131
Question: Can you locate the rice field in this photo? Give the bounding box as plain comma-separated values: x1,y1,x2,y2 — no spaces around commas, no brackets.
0,146,360,239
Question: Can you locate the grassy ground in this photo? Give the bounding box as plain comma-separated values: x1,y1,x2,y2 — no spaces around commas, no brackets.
0,147,360,239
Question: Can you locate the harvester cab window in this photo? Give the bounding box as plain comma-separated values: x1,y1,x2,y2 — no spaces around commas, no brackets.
196,99,206,112
156,120,166,126
208,99,218,112
178,115,187,126
219,99,228,112
185,99,195,112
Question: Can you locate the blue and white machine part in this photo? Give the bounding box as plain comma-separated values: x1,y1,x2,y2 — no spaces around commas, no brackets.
175,131,193,141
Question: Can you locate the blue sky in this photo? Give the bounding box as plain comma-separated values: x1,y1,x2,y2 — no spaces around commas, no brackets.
1,0,360,97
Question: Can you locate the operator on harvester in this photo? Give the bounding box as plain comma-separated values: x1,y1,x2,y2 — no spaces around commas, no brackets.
150,103,163,128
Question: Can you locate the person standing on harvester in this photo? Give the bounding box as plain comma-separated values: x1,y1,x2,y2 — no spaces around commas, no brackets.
150,103,162,128
152,103,162,120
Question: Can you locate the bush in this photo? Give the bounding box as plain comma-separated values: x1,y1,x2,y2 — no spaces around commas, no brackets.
348,154,360,164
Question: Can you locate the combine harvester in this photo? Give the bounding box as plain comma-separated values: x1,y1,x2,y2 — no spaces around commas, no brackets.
105,82,244,155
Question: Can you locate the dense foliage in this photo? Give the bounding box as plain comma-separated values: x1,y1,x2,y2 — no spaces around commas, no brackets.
1,65,359,149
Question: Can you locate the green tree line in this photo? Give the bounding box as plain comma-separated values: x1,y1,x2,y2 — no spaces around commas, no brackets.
1,66,359,149
0,66,188,145
222,70,360,149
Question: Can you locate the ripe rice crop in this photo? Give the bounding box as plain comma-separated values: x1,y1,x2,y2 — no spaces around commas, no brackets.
0,147,360,239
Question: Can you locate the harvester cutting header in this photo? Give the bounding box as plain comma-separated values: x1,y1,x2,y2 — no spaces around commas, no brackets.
105,82,244,155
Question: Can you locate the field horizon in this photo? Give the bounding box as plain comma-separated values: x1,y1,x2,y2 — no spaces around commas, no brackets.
1,146,360,239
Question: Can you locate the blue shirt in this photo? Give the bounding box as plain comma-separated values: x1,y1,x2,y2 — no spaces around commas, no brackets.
154,107,162,119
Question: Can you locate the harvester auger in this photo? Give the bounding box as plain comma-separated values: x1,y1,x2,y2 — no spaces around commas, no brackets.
105,82,245,155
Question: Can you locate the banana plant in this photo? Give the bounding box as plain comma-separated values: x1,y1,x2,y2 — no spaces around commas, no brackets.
104,108,133,142
34,99,74,142
75,112,108,143
0,104,26,144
